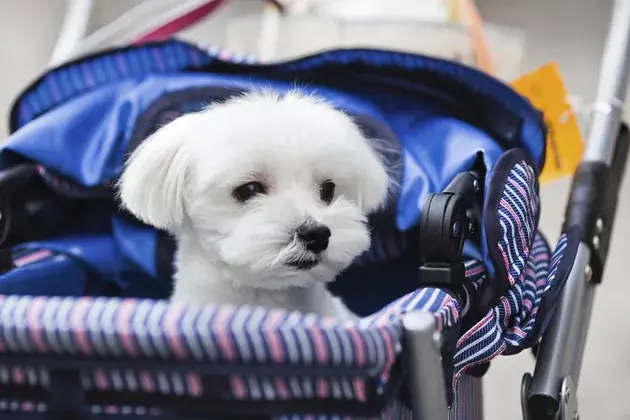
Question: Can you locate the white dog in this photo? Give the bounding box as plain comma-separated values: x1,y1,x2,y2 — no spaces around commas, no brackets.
118,90,390,320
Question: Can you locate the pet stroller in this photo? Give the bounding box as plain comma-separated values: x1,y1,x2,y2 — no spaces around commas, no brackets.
0,1,629,419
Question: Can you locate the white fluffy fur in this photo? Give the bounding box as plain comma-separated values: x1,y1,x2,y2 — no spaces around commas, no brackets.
118,91,390,320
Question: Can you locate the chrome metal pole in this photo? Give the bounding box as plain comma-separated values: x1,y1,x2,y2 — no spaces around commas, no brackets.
402,311,449,420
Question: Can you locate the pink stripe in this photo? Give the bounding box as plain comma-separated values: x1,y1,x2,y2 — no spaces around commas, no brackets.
140,371,154,392
376,326,396,383
316,377,329,398
501,297,511,326
346,327,366,367
498,244,515,285
186,372,203,397
500,198,528,249
229,375,247,399
465,264,485,277
264,310,285,363
116,299,139,358
435,312,443,332
12,367,24,384
508,327,526,338
353,378,367,402
307,321,328,364
507,176,528,200
213,307,237,362
164,304,188,360
27,296,48,353
70,297,93,356
94,369,108,390
273,377,290,399
14,250,53,267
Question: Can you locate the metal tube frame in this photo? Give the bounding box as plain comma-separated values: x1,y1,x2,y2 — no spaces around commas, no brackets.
526,1,630,418
402,311,450,420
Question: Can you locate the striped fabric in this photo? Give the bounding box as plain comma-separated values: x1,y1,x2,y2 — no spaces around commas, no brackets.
14,41,254,130
0,375,482,420
546,233,568,293
496,161,540,287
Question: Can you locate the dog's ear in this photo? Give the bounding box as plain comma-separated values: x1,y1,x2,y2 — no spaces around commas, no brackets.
118,113,200,231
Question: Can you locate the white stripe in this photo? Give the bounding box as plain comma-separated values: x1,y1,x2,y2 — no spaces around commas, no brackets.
197,307,219,361
180,307,204,361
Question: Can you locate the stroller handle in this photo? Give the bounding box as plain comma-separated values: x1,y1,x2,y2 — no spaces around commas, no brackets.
526,0,630,419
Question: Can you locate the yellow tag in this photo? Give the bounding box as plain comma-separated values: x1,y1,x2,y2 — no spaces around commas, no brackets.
511,63,584,184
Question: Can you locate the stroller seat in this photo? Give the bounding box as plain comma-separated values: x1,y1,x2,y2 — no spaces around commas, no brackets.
0,40,588,420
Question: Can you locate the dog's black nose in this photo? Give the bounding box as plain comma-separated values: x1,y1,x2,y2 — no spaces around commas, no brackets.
297,224,331,253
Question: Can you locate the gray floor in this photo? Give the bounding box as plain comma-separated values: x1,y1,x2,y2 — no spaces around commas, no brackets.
0,1,628,418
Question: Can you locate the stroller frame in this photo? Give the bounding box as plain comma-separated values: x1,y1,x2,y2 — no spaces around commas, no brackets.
3,1,630,419
403,1,630,418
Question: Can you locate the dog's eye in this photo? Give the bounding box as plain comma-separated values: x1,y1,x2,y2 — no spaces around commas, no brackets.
233,181,267,202
319,180,335,204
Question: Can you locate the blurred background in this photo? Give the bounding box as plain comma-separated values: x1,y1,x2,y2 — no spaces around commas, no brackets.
0,1,627,418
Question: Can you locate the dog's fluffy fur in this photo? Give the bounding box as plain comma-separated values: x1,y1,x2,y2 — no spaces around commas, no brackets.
118,91,390,320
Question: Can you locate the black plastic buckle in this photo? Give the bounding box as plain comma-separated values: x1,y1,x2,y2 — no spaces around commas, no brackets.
418,171,482,302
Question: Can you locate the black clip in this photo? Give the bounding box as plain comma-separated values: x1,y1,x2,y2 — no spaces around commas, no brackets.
417,171,484,405
418,171,482,306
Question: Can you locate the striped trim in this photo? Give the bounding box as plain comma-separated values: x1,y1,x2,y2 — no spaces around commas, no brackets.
0,375,482,419
496,161,539,287
14,41,254,129
0,257,485,400
0,375,483,419
546,233,568,293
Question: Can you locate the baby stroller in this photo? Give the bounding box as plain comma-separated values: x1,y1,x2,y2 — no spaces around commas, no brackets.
0,2,629,419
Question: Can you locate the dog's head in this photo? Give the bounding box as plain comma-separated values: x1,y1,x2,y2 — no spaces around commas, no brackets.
118,91,390,289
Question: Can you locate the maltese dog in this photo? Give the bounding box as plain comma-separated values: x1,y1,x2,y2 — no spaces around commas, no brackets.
118,90,390,320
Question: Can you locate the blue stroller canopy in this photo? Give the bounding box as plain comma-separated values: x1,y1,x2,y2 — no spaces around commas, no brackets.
0,40,579,419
